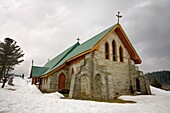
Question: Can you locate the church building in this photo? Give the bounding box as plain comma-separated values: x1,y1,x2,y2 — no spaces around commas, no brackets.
31,18,151,100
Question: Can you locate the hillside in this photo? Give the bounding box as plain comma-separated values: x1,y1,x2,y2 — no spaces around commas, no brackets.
145,70,170,90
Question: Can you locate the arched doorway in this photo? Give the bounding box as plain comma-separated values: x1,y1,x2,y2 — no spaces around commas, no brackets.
72,68,74,75
80,75,90,96
93,74,102,98
58,73,66,90
136,78,141,92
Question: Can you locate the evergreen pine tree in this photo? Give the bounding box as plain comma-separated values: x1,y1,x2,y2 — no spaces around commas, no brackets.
150,78,162,88
0,38,24,88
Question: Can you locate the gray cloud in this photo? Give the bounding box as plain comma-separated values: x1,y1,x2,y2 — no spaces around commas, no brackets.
0,0,169,76
123,0,170,72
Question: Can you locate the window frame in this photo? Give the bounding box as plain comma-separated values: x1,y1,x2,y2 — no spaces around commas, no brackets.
112,40,117,61
119,46,124,62
105,42,110,60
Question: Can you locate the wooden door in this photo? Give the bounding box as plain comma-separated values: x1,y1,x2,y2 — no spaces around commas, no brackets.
58,73,65,90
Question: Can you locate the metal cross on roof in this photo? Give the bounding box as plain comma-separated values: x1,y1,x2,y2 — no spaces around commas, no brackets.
116,12,122,24
76,37,80,43
32,59,34,66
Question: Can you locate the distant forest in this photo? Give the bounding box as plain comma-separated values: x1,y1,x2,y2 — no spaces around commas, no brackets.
145,70,170,85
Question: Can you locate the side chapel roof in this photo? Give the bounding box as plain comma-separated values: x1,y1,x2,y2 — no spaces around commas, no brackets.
31,66,48,77
32,24,141,78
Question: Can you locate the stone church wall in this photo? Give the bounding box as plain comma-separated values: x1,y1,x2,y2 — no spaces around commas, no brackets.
69,31,151,100
40,78,50,92
92,32,132,99
40,31,151,99
41,69,69,93
69,53,94,98
70,31,134,99
129,61,151,95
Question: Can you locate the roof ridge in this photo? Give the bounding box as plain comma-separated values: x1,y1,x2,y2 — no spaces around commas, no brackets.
32,66,49,77
51,42,80,69
41,24,117,77
80,25,116,47
32,65,48,68
43,42,80,68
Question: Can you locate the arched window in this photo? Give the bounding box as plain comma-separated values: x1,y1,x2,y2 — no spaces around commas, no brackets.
93,74,102,98
72,68,74,75
112,40,117,61
119,46,123,62
105,42,110,59
46,77,48,84
80,75,90,96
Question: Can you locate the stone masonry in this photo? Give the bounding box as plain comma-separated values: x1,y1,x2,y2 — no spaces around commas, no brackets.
40,31,151,100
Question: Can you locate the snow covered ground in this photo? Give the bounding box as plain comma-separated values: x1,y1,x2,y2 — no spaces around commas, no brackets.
0,77,170,113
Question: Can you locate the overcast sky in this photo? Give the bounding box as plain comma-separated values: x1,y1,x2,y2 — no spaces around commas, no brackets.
0,0,170,76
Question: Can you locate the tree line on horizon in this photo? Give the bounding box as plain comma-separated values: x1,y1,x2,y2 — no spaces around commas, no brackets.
145,70,170,88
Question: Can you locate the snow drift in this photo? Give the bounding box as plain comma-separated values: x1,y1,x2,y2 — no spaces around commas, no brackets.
0,77,170,113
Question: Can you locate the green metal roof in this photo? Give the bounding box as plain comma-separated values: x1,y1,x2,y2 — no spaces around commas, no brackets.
32,66,49,77
47,25,116,73
32,24,116,77
44,42,80,68
67,24,116,59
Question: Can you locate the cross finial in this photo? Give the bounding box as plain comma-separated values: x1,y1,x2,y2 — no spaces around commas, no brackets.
116,12,122,24
32,59,34,66
76,37,80,43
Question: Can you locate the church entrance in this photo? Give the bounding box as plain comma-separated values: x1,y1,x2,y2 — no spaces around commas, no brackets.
93,74,102,99
80,75,90,96
136,78,141,92
58,73,66,90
